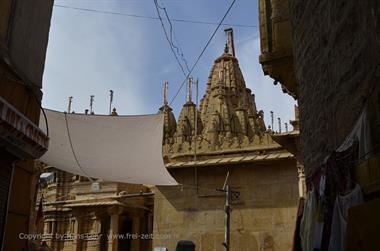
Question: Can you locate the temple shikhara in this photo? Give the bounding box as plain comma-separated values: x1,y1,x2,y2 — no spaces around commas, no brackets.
37,30,302,251
153,30,302,250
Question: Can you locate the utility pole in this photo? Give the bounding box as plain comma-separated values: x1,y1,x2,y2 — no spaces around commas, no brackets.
194,78,199,193
90,95,95,114
109,90,114,115
216,172,237,251
224,184,231,251
67,96,73,113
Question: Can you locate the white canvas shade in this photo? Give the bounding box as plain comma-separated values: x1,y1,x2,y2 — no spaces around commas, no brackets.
39,109,177,185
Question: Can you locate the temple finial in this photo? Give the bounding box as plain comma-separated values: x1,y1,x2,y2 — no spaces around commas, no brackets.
224,28,235,56
187,77,193,103
163,81,168,105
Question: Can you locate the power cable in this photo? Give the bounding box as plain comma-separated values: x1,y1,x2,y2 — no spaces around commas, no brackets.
169,0,237,105
154,0,188,77
156,0,191,73
53,4,257,28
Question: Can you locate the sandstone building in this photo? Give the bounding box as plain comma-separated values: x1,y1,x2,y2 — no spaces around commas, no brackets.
258,0,380,250
153,34,301,250
38,166,154,251
0,1,53,250
36,30,302,251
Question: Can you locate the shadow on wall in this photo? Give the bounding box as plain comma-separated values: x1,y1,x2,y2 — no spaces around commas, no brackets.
157,159,299,211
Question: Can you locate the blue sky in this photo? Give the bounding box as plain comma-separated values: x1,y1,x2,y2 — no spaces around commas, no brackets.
42,0,296,131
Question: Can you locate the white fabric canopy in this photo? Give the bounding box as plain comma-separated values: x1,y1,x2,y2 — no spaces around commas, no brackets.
39,109,177,185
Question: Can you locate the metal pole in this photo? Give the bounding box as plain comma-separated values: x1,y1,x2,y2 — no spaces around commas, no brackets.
109,90,113,115
68,96,73,113
90,95,94,114
270,111,274,132
224,185,231,251
194,78,199,193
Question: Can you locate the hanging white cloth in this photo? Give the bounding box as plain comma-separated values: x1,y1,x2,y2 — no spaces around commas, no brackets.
39,109,177,185
337,109,371,159
300,188,317,251
328,184,363,251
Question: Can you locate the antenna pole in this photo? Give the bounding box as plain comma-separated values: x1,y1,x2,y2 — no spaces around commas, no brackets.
270,111,274,132
67,96,73,113
90,95,95,114
109,90,114,115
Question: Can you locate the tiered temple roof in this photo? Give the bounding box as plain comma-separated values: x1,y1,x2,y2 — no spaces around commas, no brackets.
159,35,290,164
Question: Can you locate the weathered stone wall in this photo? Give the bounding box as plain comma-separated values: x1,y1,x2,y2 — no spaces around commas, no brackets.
290,0,380,174
153,160,299,251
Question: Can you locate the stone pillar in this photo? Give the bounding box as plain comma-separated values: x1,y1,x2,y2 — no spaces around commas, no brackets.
131,216,141,251
72,215,83,251
107,206,122,251
297,161,306,198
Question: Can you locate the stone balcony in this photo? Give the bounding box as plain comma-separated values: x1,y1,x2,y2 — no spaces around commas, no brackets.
258,0,297,98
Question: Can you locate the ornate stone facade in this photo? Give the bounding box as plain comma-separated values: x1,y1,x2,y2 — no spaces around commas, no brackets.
153,34,301,251
161,47,270,159
38,167,153,251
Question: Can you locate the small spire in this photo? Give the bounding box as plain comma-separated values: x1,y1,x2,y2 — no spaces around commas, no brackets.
163,81,168,105
187,77,193,103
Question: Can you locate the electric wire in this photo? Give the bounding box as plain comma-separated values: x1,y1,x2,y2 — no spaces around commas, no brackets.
169,0,237,105
53,4,257,28
156,0,191,73
154,0,188,77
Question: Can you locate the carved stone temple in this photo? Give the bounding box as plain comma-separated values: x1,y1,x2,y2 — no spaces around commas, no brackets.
153,30,302,251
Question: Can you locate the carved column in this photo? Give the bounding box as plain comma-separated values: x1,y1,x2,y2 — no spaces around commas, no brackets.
72,214,83,251
131,216,141,251
297,161,306,198
107,206,123,251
